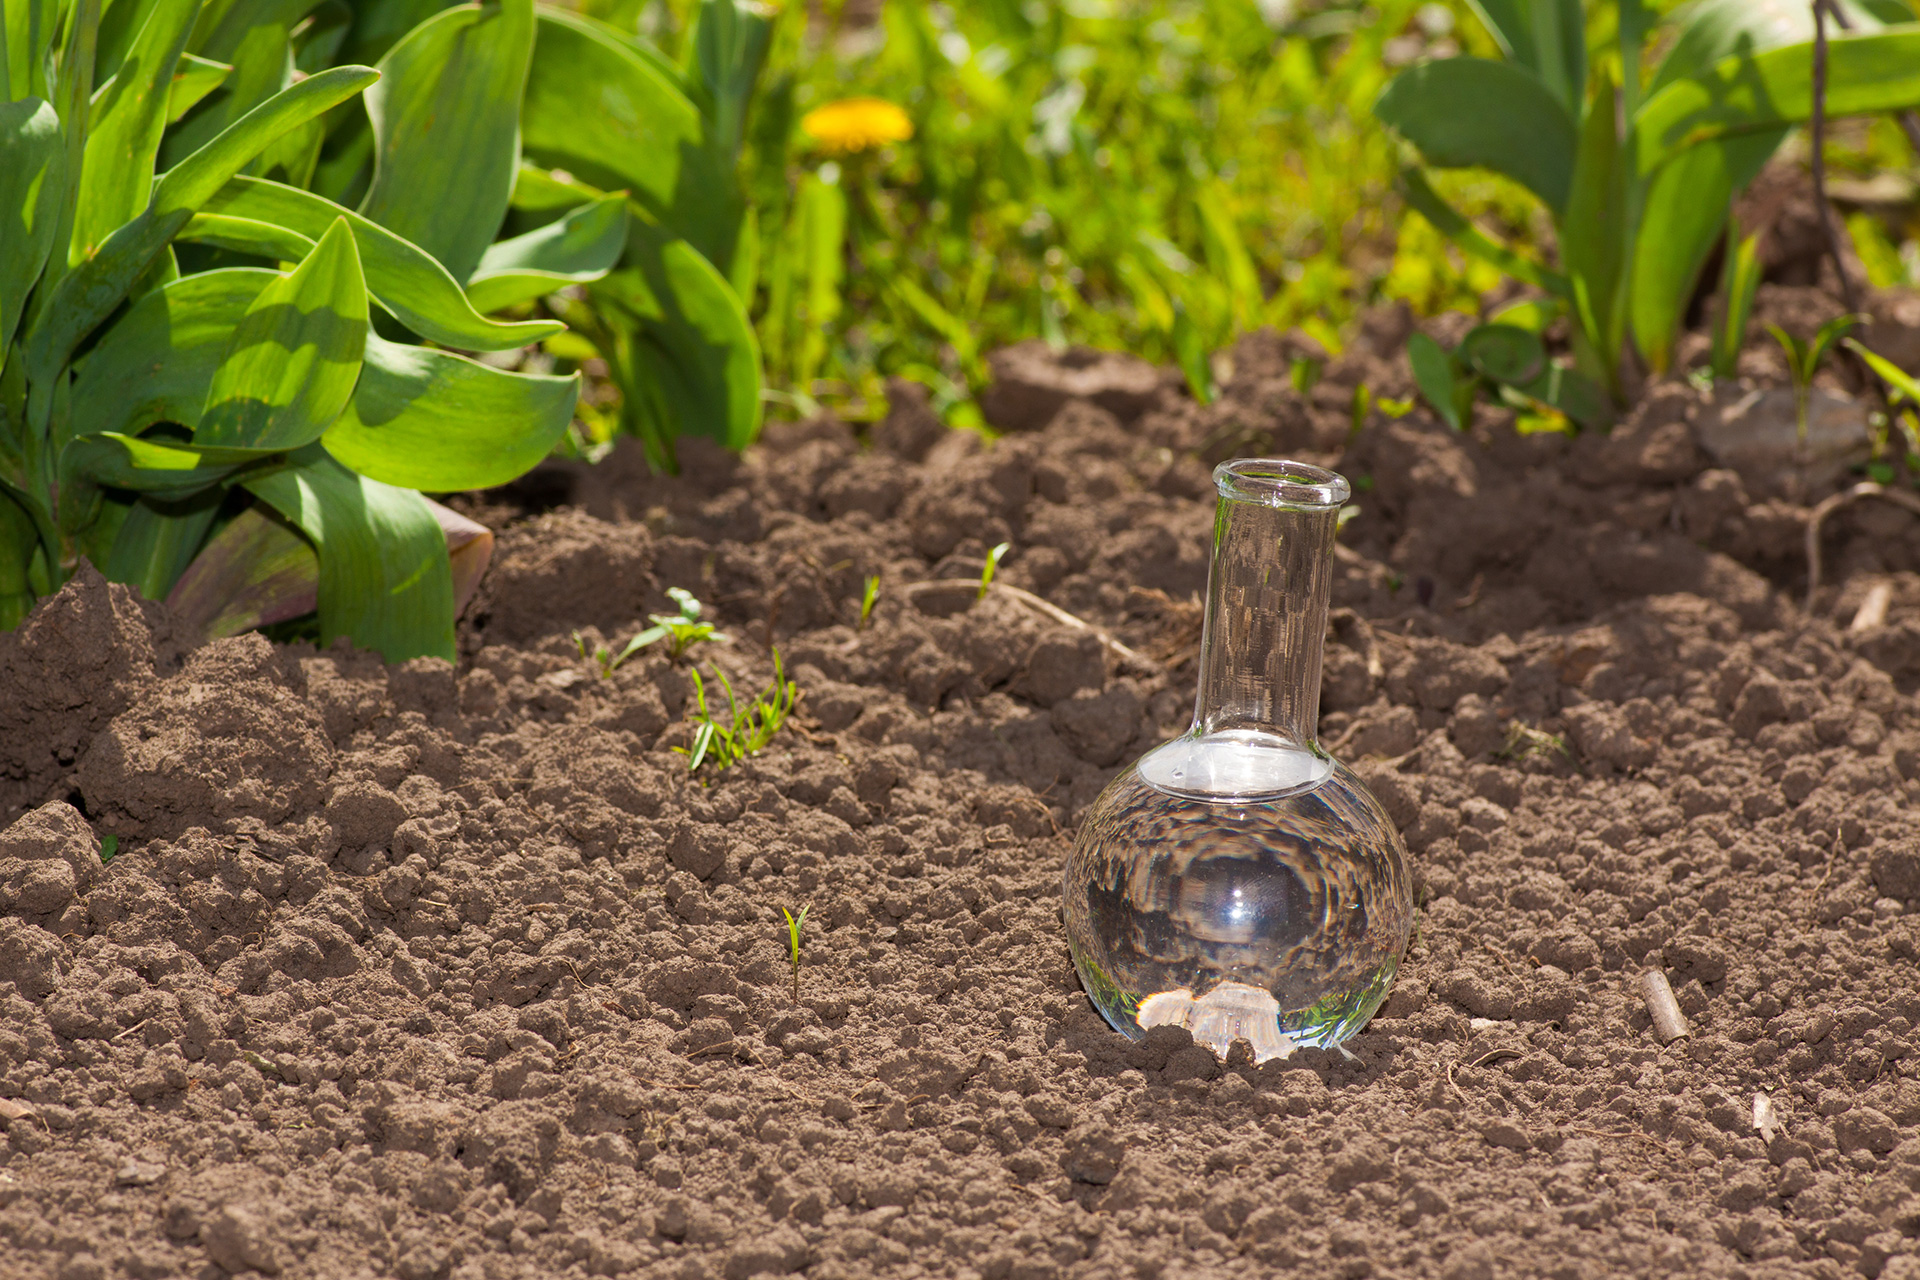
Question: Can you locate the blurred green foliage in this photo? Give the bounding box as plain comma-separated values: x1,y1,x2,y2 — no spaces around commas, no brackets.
591,0,1548,426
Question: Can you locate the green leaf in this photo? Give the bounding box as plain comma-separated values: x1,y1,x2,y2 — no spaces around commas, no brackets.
1463,0,1585,111
359,0,533,284
322,333,577,491
1630,130,1779,373
25,65,377,387
163,500,318,636
0,98,66,358
1374,57,1578,215
522,9,735,267
596,218,762,452
1846,338,1920,404
1637,31,1920,177
1559,68,1627,394
1511,361,1615,430
1396,169,1571,300
166,53,234,122
1712,227,1762,379
689,0,775,165
1407,332,1464,431
102,489,224,602
72,0,197,264
1459,324,1545,385
197,217,367,450
62,431,284,495
466,193,628,313
174,209,315,259
243,444,454,662
202,176,563,350
69,267,273,440
1647,0,1878,98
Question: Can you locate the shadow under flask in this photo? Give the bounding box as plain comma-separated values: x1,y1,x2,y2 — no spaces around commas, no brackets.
1063,459,1412,1061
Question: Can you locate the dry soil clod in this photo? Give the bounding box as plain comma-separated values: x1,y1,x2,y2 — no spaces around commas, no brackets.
1640,969,1691,1044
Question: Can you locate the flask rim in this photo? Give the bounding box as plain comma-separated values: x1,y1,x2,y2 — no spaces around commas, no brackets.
1212,458,1350,510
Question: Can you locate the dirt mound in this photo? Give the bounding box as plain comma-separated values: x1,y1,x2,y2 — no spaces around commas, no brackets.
5,306,1920,1278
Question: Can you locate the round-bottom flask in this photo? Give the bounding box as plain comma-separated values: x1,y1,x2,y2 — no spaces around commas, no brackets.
1062,461,1413,1061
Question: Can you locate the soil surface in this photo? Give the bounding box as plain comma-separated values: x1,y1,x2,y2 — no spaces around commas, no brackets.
8,284,1920,1280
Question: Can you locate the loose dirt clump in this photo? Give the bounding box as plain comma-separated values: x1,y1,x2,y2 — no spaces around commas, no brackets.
7,296,1920,1279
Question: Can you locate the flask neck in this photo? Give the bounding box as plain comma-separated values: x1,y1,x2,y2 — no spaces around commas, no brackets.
1190,462,1344,747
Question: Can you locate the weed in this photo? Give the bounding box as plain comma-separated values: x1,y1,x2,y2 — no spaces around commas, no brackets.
781,904,812,1003
1770,315,1863,440
676,650,800,775
1495,722,1573,766
978,544,1010,601
1710,223,1763,381
577,588,725,677
98,835,119,866
859,575,881,630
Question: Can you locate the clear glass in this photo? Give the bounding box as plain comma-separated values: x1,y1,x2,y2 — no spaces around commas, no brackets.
1063,460,1413,1061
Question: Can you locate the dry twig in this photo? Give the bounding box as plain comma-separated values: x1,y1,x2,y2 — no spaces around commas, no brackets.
1804,482,1920,608
903,579,1161,674
1640,969,1690,1045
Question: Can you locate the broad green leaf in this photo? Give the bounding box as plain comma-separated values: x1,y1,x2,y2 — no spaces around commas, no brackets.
338,0,456,66
1464,0,1583,108
73,0,196,264
163,500,318,635
596,219,761,452
194,0,326,63
1407,332,1463,431
244,443,454,661
1397,169,1571,300
1373,58,1577,214
1637,32,1920,177
153,63,376,216
69,267,272,439
25,65,376,387
62,430,284,494
1630,130,1778,372
1559,70,1626,395
322,333,577,491
0,99,66,357
1459,324,1544,385
689,0,775,165
1648,0,1884,98
467,192,628,313
794,172,844,395
175,209,315,259
522,9,735,267
202,176,563,349
509,163,604,215
0,485,40,629
197,216,367,450
166,53,233,121
102,488,222,601
359,0,532,283
1512,361,1614,430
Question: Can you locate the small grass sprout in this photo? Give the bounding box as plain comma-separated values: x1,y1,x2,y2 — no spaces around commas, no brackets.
979,543,1010,600
1769,314,1863,441
576,587,725,677
781,903,812,1003
859,575,881,629
677,650,800,775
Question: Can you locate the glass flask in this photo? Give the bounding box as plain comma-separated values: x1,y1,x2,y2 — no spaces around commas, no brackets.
1063,459,1412,1061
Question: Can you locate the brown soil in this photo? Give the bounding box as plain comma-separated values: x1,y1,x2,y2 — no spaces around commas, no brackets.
7,289,1920,1280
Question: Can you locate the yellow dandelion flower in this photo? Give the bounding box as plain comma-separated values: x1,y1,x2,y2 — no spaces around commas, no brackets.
801,98,913,154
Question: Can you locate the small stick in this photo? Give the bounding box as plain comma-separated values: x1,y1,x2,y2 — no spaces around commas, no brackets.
903,579,1160,674
1804,482,1920,608
1850,581,1892,633
1640,969,1690,1044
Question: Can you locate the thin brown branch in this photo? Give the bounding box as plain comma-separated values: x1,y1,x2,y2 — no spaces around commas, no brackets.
1804,481,1920,608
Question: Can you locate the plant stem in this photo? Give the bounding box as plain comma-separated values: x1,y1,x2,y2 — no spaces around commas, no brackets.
1810,0,1862,315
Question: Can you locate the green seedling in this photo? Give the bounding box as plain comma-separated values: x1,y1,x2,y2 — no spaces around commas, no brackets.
859,575,881,630
677,650,800,775
979,543,1011,600
98,835,118,866
1710,223,1763,381
781,904,812,1003
1495,722,1574,765
1410,324,1612,433
577,588,725,677
1769,314,1863,441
